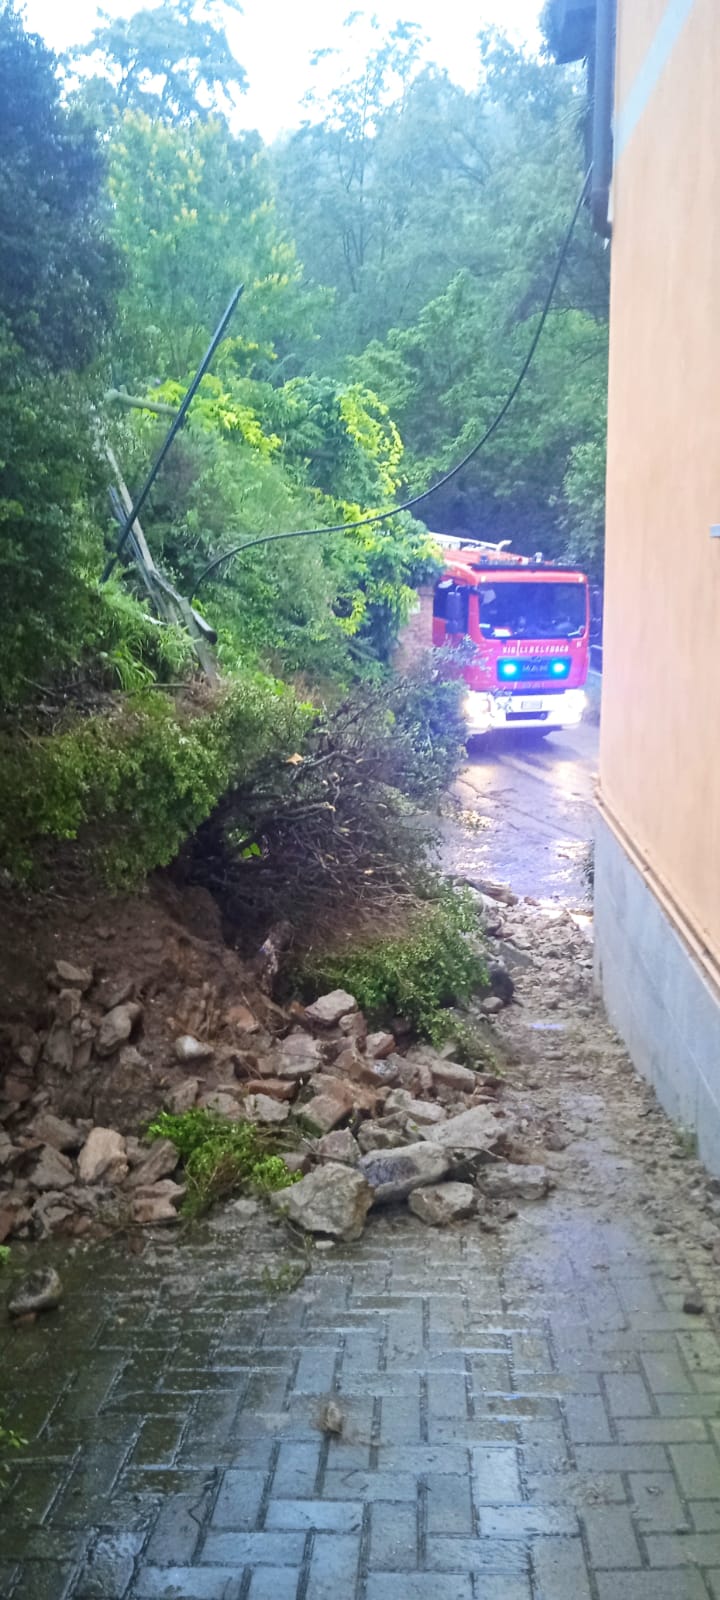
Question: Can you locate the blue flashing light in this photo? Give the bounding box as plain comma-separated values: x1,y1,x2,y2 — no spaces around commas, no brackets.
497,659,520,681
549,658,571,678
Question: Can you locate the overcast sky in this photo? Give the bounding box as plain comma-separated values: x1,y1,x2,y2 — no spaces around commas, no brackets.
22,0,543,140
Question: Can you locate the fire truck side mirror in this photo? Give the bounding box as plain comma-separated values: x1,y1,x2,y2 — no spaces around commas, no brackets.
445,586,468,635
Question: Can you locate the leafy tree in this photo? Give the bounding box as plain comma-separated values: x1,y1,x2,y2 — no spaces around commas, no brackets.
106,110,317,382
0,2,120,702
0,0,119,367
277,25,608,562
68,0,247,127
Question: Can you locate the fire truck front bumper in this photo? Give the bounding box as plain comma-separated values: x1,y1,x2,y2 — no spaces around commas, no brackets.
463,688,587,735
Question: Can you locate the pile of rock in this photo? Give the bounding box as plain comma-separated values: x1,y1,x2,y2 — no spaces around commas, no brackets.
1,961,547,1245
0,1112,185,1241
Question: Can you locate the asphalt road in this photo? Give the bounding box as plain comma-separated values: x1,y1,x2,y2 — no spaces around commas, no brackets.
441,717,599,905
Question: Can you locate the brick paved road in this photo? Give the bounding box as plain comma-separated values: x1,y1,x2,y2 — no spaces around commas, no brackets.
2,1190,720,1600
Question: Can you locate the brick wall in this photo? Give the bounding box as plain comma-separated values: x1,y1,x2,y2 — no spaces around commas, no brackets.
393,586,434,671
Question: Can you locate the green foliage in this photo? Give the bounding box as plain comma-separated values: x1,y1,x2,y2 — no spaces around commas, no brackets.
0,1246,9,1266
296,886,487,1042
0,675,311,884
106,109,312,380
277,23,608,563
0,1411,25,1483
387,655,467,803
146,1107,300,1216
69,0,247,127
0,3,122,704
0,0,119,369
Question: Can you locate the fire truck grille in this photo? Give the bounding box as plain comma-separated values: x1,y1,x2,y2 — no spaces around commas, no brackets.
497,656,570,682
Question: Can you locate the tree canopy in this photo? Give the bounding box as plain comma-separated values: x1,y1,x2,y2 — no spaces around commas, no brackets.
0,0,608,887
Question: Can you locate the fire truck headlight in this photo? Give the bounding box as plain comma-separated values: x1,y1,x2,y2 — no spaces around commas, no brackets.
463,691,492,732
562,690,586,723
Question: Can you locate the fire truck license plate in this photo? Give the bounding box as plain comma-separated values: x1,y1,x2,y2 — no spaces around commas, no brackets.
518,697,543,713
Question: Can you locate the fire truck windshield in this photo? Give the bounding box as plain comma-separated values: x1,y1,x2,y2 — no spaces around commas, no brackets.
479,581,586,640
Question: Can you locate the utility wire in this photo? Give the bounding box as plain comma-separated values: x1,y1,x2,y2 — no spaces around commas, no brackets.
102,285,244,584
191,170,592,600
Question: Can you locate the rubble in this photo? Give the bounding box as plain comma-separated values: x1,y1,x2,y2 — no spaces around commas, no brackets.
272,1163,372,1241
53,961,93,991
365,1031,396,1060
304,990,358,1028
96,1002,142,1057
175,1034,214,1063
0,890,555,1247
479,1163,551,1201
316,1129,360,1166
77,1127,129,1185
408,1182,477,1226
419,1104,509,1155
359,1142,451,1205
8,1266,63,1318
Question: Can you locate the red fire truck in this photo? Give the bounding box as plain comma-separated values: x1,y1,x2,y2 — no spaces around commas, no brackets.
431,538,590,737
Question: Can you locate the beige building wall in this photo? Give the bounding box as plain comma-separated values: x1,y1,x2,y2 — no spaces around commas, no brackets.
600,0,720,982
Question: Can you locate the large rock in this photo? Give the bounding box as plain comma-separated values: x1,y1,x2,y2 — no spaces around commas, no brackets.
27,1112,83,1153
304,991,358,1028
365,1031,396,1060
55,988,81,1024
420,1105,507,1154
77,1127,128,1185
275,1031,323,1080
401,1099,447,1129
272,1163,372,1241
126,1139,179,1189
429,1060,477,1094
175,1034,214,1064
245,1093,290,1125
359,1142,451,1205
367,1058,401,1089
130,1180,185,1225
243,1077,296,1102
43,1023,74,1071
30,1145,75,1192
480,1163,551,1201
8,1266,63,1317
96,1002,142,1058
357,1121,406,1154
409,1182,477,1226
300,1088,353,1135
201,1091,243,1118
317,1129,360,1166
53,960,93,991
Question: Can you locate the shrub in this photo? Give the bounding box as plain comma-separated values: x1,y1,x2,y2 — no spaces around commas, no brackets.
0,673,312,885
294,884,487,1041
187,667,466,947
146,1108,300,1216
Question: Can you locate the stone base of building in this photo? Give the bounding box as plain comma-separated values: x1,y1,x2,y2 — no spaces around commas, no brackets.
594,811,720,1175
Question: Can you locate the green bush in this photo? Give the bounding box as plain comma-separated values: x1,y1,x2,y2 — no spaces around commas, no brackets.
387,654,467,803
146,1108,300,1216
0,674,312,885
295,885,487,1041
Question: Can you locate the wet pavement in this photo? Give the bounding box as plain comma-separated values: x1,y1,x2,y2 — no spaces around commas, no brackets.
443,720,598,903
5,709,720,1600
3,1194,720,1600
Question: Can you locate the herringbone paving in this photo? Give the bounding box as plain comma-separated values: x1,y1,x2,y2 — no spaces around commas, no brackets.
2,1194,720,1600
